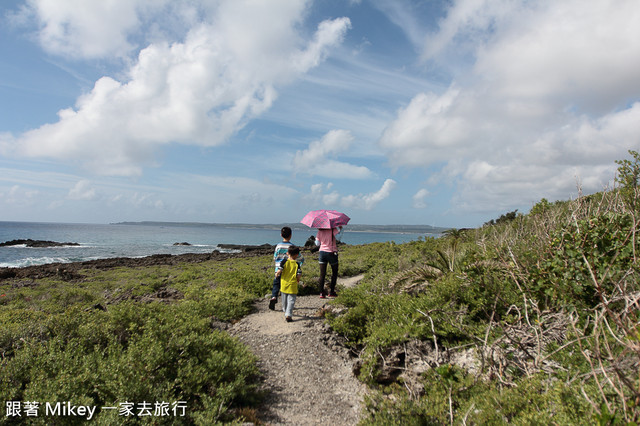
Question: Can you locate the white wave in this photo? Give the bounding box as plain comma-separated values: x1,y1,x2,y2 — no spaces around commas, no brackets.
215,248,242,254
3,244,87,249
0,257,73,268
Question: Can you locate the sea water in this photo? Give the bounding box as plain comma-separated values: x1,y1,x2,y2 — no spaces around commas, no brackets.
0,221,436,268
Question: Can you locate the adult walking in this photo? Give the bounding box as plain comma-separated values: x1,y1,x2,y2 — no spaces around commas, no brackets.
315,225,343,298
300,209,350,299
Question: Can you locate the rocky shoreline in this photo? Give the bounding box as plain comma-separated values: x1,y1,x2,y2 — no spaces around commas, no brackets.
0,243,275,281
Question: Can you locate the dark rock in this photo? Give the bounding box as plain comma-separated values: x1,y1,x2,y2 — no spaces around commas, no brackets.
173,242,191,246
374,347,406,385
139,286,184,303
0,239,80,248
218,243,274,252
86,303,107,311
56,267,83,281
211,319,230,331
0,269,16,279
354,340,437,396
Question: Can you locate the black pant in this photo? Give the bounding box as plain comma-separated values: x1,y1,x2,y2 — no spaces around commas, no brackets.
318,262,338,294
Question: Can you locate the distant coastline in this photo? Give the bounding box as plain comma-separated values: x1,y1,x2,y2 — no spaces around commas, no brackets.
111,221,449,234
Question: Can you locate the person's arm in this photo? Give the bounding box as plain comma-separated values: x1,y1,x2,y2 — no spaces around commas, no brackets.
276,258,286,276
273,246,280,274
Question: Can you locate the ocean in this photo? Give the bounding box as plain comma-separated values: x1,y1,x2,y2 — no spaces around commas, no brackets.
0,221,439,268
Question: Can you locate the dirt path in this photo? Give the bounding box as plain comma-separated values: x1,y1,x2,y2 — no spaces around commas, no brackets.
229,274,366,425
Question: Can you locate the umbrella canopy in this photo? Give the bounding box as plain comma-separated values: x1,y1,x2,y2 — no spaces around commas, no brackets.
301,209,350,229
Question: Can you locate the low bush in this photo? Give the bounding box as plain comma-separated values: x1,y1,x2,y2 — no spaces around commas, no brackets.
363,369,592,425
534,211,638,310
2,302,260,424
329,153,640,424
0,255,274,424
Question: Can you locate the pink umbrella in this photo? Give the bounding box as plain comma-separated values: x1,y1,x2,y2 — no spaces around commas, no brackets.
301,209,350,229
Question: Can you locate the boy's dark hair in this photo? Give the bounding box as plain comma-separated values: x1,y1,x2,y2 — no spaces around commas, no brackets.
287,245,300,256
281,226,292,239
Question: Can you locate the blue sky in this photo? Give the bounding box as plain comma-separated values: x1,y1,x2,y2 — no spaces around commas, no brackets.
1,0,639,228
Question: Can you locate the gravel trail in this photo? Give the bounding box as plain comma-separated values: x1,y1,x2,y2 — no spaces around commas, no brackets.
229,275,366,425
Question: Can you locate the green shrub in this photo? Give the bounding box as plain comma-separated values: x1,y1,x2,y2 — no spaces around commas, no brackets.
362,369,593,425
0,255,276,424
199,285,256,320
333,159,640,423
534,212,638,310
0,301,260,424
615,149,640,211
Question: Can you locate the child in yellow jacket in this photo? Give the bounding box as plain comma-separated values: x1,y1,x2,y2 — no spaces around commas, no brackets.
276,245,301,322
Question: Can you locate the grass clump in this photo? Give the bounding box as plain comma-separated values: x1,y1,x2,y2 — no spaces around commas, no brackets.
328,152,640,424
0,255,272,424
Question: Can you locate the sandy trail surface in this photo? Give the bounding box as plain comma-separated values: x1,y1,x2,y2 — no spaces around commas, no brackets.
229,274,366,425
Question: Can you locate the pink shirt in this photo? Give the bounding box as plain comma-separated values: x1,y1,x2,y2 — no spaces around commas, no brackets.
316,228,340,252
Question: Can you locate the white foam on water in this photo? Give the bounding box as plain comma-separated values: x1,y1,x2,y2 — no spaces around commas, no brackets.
1,257,73,268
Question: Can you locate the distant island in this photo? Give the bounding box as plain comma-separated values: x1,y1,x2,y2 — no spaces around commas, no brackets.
111,221,449,234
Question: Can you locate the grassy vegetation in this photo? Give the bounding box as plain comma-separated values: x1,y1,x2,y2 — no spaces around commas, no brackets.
0,257,275,424
326,151,640,424
2,152,638,424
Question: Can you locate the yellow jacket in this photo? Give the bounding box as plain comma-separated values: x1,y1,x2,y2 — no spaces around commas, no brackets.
279,258,300,294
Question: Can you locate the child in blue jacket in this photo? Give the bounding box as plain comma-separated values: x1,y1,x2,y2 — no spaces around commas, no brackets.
269,226,304,310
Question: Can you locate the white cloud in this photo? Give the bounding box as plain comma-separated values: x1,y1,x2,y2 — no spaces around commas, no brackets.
130,192,162,209
341,179,397,210
15,0,142,59
306,182,341,206
67,180,97,200
412,188,429,208
10,1,351,176
0,185,40,207
473,0,640,115
452,162,615,214
293,130,374,179
15,0,226,59
292,17,352,72
422,0,515,64
380,0,640,212
306,179,397,211
295,130,353,165
379,88,468,167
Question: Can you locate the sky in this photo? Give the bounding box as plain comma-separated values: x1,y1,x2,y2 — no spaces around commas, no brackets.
0,0,639,228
